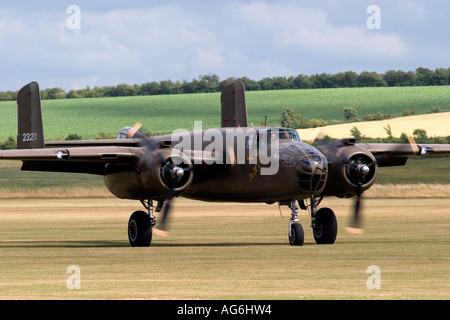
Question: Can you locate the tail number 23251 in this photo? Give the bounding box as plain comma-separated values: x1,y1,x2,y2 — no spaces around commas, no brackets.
22,132,38,142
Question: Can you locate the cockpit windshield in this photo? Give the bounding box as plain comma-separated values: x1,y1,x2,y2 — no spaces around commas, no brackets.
250,128,301,149
277,128,301,142
265,128,301,145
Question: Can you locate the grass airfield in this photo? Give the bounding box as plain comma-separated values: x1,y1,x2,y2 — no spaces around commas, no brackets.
0,197,448,300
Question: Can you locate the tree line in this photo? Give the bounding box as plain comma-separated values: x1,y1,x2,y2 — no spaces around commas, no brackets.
0,67,449,101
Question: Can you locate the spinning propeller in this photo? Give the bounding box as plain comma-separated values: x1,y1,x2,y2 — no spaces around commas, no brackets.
344,155,376,234
127,123,190,237
340,135,420,235
156,157,189,235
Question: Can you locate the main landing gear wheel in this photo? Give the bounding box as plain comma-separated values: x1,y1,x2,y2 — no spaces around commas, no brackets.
289,222,304,246
312,207,337,244
128,210,152,247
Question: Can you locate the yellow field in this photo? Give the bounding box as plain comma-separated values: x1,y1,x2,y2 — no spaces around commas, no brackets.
298,112,450,141
0,197,448,300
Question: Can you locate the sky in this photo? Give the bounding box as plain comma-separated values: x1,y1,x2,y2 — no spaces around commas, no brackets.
0,0,448,91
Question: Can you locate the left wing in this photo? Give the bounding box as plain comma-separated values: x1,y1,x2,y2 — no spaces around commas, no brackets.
358,142,450,167
3,81,143,175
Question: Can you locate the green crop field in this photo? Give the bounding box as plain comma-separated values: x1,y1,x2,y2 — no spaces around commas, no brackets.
0,86,448,141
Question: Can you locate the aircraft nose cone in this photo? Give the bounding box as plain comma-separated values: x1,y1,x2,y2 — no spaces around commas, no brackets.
279,142,328,193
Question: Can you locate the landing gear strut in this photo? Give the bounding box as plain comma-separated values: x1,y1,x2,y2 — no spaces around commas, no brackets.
128,199,160,247
283,196,338,246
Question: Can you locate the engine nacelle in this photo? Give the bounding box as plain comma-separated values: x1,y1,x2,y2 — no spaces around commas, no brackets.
317,139,378,198
104,148,193,200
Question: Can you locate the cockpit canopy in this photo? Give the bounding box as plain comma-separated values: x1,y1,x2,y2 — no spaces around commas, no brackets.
249,128,301,150
273,128,301,142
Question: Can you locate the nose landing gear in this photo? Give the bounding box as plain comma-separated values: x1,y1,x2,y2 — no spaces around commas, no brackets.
288,201,304,246
283,196,338,246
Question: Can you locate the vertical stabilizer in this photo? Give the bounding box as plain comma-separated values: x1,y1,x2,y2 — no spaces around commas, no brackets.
17,81,44,149
221,80,248,127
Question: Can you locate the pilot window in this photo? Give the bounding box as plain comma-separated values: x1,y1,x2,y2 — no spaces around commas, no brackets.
255,128,301,149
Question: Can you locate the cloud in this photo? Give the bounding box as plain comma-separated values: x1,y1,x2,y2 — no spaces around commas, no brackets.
194,47,225,70
1,5,220,89
235,2,408,58
80,7,214,48
57,7,217,71
0,15,24,38
1,1,448,91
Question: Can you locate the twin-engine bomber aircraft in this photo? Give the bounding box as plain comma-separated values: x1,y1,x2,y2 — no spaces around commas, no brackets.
1,81,449,246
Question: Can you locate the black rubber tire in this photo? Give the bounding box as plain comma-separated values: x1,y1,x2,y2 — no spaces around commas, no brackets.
128,210,152,247
313,208,338,244
289,222,304,246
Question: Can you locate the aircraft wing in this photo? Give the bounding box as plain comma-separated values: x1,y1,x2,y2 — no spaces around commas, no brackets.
357,143,450,167
0,146,142,175
45,139,141,148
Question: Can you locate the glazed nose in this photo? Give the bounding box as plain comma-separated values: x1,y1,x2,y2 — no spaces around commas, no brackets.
279,142,328,193
296,154,328,193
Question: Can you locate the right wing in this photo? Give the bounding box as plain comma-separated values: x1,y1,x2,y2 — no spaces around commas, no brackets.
45,139,141,148
0,146,142,175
